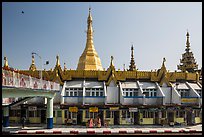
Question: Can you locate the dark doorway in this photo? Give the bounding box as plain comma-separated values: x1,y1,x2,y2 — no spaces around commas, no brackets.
186,111,195,125
134,112,139,125
167,111,174,123
41,110,46,124
77,111,82,125
114,111,119,125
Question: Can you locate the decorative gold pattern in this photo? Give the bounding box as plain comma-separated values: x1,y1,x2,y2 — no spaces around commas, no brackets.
77,8,103,70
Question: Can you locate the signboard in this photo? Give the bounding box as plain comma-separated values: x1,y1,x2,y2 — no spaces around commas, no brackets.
89,107,98,112
181,98,198,103
28,106,37,111
129,108,138,112
110,107,119,111
69,107,78,112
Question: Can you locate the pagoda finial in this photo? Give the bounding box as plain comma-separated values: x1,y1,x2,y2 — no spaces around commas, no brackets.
186,30,190,52
177,32,198,72
56,55,60,66
129,44,136,71
3,56,8,68
29,54,37,71
162,57,166,67
110,56,114,66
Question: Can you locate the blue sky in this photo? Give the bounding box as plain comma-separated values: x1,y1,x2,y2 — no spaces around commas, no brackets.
2,2,202,71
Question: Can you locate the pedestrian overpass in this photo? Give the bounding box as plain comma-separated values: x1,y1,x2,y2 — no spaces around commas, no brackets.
2,68,60,129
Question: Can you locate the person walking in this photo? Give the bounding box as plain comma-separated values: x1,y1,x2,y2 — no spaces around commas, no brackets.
21,116,26,128
97,117,101,128
89,118,93,128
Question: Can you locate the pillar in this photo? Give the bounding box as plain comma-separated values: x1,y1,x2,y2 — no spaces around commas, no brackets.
47,97,53,129
3,106,9,127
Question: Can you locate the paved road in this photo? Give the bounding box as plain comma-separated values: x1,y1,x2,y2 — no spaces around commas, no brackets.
2,124,202,135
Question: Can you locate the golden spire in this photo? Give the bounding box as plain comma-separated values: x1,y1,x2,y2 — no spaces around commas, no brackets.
178,31,198,72
3,56,8,68
56,55,60,66
29,54,37,71
77,8,103,70
129,45,136,71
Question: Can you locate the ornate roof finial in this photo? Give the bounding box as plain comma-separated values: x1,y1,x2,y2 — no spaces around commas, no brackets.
177,32,198,72
129,44,136,71
111,56,114,66
29,54,37,71
56,55,60,66
4,56,8,68
186,30,190,52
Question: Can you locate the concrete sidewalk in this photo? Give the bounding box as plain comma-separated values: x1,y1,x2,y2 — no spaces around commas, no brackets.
2,124,202,134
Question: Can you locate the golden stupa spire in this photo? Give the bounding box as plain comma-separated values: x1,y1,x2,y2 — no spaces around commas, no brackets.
77,8,103,70
29,54,37,71
3,56,8,68
186,31,190,52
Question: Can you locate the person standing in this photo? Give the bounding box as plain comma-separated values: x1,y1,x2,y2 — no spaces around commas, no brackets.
97,117,101,128
89,118,93,128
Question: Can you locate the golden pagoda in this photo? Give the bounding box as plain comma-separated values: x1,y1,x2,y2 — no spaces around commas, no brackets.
29,54,37,71
77,8,103,70
177,31,198,72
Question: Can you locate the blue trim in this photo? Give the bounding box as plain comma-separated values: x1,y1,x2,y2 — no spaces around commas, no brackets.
63,96,83,98
3,116,9,127
181,97,200,98
123,96,143,98
47,118,53,129
123,96,164,98
85,96,105,98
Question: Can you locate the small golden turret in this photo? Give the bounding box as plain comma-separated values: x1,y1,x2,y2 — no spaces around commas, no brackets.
64,62,67,71
3,56,9,68
29,55,37,71
56,55,60,67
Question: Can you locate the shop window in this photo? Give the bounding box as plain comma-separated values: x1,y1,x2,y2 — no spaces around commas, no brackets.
162,111,166,118
37,110,41,117
127,111,131,118
106,110,111,118
195,110,201,117
122,110,126,118
10,110,15,117
65,110,68,118
85,110,89,118
29,111,35,117
130,92,133,97
72,112,77,118
57,110,62,117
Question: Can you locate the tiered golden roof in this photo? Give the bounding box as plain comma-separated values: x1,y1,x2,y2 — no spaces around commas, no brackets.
177,31,198,72
77,8,103,71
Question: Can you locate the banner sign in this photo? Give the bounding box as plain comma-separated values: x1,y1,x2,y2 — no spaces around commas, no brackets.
129,108,138,112
89,107,98,112
110,107,119,111
69,107,78,112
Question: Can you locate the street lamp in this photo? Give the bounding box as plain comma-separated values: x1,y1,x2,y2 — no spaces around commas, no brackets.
32,52,43,89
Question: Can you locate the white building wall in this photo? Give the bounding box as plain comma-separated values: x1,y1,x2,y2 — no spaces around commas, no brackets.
106,81,119,104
